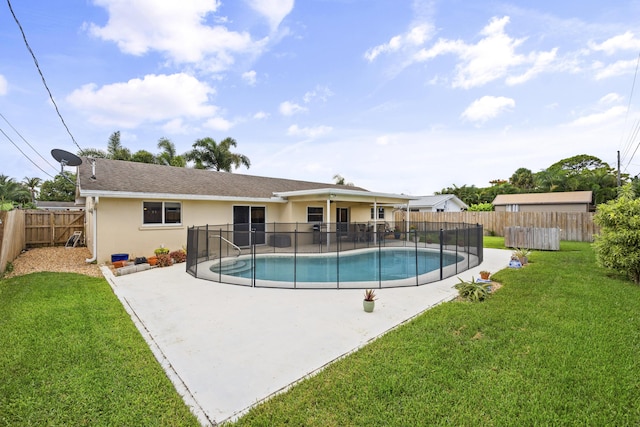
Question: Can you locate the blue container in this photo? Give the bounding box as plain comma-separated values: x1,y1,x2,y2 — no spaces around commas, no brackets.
111,253,129,263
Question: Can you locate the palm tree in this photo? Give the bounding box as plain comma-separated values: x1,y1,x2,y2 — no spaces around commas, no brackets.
0,175,31,207
185,137,250,171
333,174,354,186
22,176,42,203
157,137,186,167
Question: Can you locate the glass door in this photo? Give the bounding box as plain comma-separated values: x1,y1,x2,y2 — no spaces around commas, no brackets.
233,206,266,247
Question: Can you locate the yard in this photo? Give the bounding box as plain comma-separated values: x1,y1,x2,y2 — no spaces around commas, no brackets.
1,240,639,425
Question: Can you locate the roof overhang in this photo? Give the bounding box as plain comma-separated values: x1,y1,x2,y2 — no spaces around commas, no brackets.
78,189,288,203
272,188,417,204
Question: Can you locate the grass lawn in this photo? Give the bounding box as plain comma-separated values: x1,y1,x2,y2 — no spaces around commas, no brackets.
229,241,640,426
0,272,200,426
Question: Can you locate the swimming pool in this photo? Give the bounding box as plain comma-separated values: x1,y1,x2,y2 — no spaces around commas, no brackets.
210,248,462,283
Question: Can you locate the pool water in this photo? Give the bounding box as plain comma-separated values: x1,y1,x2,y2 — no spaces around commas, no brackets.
211,248,461,282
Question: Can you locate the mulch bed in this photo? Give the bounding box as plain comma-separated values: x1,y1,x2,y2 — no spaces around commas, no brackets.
3,247,104,279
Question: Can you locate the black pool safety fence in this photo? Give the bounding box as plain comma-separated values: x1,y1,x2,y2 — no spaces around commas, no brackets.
186,221,483,289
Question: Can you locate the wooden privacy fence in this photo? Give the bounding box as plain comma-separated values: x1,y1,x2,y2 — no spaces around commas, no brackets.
24,210,85,247
393,211,598,242
504,227,560,250
0,210,26,272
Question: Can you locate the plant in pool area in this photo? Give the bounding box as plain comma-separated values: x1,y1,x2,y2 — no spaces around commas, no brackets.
454,276,491,302
154,247,169,256
156,254,173,267
169,249,186,263
512,248,531,264
364,289,377,301
479,270,491,280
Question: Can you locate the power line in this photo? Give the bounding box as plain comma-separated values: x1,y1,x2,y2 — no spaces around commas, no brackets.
0,127,56,179
0,112,59,171
6,0,83,153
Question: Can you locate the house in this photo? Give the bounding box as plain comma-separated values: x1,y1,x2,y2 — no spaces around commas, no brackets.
406,195,468,212
76,158,415,263
492,191,593,213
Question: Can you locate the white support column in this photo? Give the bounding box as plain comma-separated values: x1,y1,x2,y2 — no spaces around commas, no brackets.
326,198,331,249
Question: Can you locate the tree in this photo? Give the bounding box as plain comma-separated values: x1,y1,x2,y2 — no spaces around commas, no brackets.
131,150,157,164
0,175,30,208
593,184,640,284
509,167,535,191
39,172,76,202
333,174,354,186
157,138,186,167
106,131,131,160
22,176,42,203
437,184,482,206
185,137,250,171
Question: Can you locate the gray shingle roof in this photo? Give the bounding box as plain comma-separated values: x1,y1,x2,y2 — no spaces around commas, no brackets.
77,157,367,199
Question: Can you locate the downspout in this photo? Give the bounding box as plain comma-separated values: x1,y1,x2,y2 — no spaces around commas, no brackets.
85,196,98,263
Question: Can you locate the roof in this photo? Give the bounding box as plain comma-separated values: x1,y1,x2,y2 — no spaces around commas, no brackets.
77,158,412,203
492,191,593,206
409,194,468,209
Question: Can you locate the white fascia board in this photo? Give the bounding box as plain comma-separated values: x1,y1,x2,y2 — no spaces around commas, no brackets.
78,189,287,203
273,188,417,201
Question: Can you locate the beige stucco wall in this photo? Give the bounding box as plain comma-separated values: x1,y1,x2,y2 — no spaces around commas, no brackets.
88,197,396,264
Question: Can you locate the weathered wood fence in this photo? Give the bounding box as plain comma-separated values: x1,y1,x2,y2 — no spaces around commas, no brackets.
504,226,560,250
24,210,85,248
0,210,26,272
393,211,598,243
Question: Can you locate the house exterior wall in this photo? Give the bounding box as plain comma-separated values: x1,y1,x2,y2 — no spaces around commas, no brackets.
90,197,381,263
494,203,589,213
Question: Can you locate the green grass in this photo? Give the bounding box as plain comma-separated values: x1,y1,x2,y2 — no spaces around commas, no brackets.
229,242,640,426
483,235,507,249
0,272,200,427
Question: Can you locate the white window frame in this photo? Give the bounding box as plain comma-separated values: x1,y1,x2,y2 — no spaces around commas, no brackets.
142,201,182,226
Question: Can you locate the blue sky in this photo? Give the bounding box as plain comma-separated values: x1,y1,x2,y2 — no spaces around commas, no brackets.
1,0,640,195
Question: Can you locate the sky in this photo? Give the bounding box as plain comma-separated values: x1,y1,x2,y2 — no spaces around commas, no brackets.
2,0,640,196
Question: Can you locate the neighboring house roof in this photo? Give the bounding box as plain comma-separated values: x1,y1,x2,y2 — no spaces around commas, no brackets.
492,191,593,206
35,201,83,210
408,194,468,210
77,157,414,203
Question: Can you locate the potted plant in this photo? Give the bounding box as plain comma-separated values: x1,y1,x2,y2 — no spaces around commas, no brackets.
363,289,377,312
394,226,401,239
512,248,530,265
154,247,170,256
479,270,491,280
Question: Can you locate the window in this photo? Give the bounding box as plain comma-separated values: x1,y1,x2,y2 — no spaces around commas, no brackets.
370,207,385,219
506,204,519,212
307,207,323,222
143,201,181,225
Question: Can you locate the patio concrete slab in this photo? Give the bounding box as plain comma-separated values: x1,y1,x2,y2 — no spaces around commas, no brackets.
103,248,511,426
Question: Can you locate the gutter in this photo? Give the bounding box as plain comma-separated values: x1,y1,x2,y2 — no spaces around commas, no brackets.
85,196,98,263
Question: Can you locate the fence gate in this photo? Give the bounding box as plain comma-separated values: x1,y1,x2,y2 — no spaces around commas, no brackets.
25,210,85,247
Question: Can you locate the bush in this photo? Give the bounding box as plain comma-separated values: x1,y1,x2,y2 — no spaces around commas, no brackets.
454,276,491,302
156,254,173,267
593,184,640,284
169,250,186,263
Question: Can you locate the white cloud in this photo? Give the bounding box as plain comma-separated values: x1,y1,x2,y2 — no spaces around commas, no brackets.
204,116,233,131
364,24,433,62
0,74,7,95
287,124,332,138
589,31,640,55
568,105,626,127
66,73,217,127
402,16,558,89
279,101,307,116
600,92,623,105
253,111,269,119
87,0,267,72
247,0,294,31
303,85,334,103
242,70,257,85
593,59,638,80
461,96,515,123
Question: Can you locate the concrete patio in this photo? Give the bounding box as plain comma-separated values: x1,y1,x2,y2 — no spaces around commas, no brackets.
103,248,511,425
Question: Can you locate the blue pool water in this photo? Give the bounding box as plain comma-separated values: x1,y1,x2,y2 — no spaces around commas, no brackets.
210,248,461,282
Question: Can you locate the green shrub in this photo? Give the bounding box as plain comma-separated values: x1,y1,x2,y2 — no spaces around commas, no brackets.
593,184,640,284
454,276,491,302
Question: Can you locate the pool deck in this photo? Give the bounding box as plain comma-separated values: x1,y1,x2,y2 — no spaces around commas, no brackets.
103,248,511,426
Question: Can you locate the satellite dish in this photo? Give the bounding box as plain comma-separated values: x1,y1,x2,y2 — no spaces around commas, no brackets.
51,149,82,168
